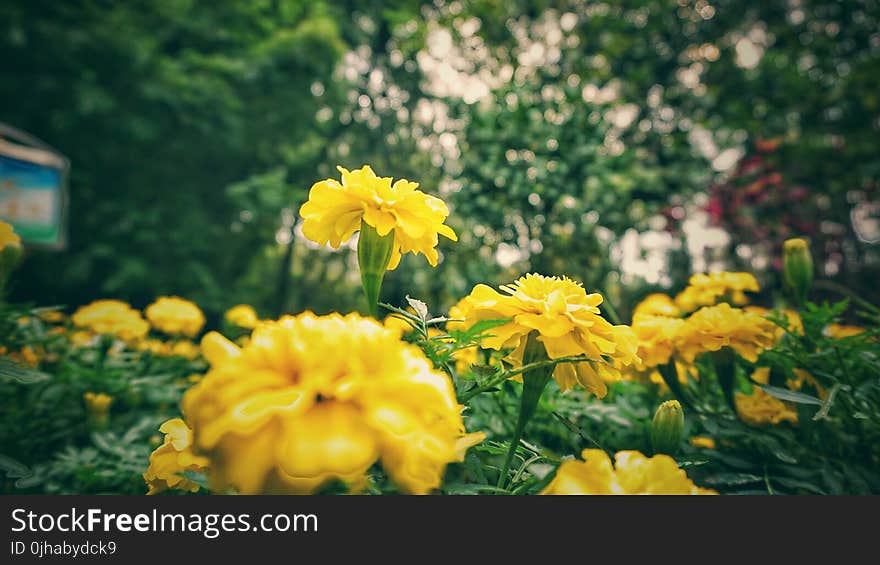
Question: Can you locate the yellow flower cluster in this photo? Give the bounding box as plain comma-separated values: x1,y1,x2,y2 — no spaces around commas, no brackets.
71,300,149,341
299,165,457,269
454,274,639,398
674,272,759,313
143,419,210,495
138,338,201,359
624,278,781,386
182,312,483,494
676,303,777,363
145,297,205,337
541,449,716,495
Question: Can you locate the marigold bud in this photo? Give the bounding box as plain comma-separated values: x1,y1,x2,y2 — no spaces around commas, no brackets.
783,238,813,305
652,400,684,455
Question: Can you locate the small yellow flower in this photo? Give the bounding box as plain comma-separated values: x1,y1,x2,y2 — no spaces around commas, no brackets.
676,303,777,362
0,220,22,249
674,272,760,313
224,305,260,329
83,392,113,417
143,419,211,495
38,310,66,323
825,324,865,339
0,220,23,278
689,436,716,449
183,313,483,494
735,387,798,426
138,338,170,355
170,340,200,359
71,300,149,341
454,274,639,398
633,293,680,318
541,449,716,495
145,296,205,337
299,165,457,269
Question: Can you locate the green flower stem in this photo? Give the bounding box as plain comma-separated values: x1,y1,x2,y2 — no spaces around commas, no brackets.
357,220,394,318
657,361,692,411
497,334,552,490
711,347,738,413
457,354,593,404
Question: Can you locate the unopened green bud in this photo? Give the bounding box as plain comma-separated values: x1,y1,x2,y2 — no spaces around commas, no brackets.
652,400,684,455
357,219,395,317
783,238,813,305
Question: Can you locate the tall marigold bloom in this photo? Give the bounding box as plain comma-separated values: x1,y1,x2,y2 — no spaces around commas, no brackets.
299,165,457,269
71,300,149,341
676,303,777,362
143,419,210,495
541,449,716,495
674,272,760,313
182,313,483,495
146,296,205,337
455,274,639,398
224,304,260,329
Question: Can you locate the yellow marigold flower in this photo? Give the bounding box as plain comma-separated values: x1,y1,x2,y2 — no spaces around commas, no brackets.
71,300,149,341
0,220,22,249
674,272,760,313
182,313,483,495
631,314,686,369
456,274,639,398
299,165,457,269
541,449,716,495
825,324,865,339
689,436,716,449
145,296,205,337
633,293,680,318
225,304,260,329
735,387,798,426
676,303,777,363
143,419,210,495
83,392,113,416
171,340,200,359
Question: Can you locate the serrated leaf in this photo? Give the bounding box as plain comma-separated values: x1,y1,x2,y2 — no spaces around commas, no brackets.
755,383,823,405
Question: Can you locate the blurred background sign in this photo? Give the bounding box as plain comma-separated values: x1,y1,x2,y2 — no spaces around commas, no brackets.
0,122,68,249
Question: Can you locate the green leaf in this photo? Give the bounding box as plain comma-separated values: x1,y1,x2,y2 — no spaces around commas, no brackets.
0,454,31,478
755,383,823,405
0,358,50,384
